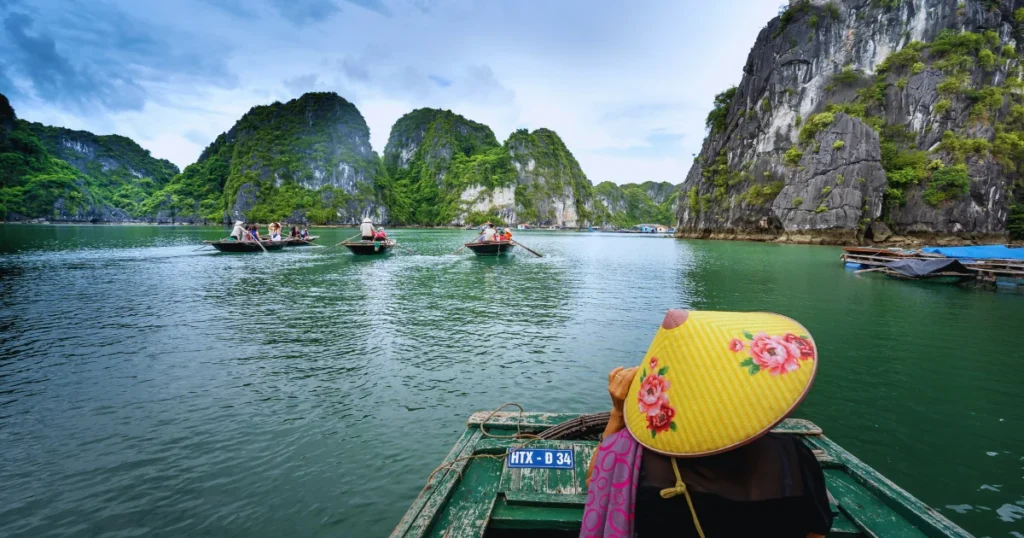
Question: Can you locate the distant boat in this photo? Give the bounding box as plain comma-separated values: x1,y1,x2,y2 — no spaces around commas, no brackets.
464,240,515,256
342,239,396,255
275,236,319,246
205,240,285,253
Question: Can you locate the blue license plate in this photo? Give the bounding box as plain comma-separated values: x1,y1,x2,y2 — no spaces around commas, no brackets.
506,448,574,469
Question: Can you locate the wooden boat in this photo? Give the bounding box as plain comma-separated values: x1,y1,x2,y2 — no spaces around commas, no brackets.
205,240,285,253
276,235,319,246
342,239,396,255
464,240,515,256
392,412,971,538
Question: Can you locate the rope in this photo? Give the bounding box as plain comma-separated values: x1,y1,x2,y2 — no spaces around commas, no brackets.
660,458,706,538
423,403,541,488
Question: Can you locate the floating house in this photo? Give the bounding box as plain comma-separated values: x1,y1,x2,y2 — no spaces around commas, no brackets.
636,224,670,233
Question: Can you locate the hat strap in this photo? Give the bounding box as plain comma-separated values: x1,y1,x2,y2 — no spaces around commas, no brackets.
659,458,706,538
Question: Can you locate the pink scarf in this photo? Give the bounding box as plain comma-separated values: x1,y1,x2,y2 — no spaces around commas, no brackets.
580,429,643,538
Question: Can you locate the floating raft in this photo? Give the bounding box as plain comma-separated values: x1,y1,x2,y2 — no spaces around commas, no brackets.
464,241,515,256
841,246,1024,289
392,412,971,538
342,239,396,255
205,240,285,253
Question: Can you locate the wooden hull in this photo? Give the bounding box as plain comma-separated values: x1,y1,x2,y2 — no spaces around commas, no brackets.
277,236,319,246
206,240,285,253
465,241,515,256
342,240,395,255
392,412,972,538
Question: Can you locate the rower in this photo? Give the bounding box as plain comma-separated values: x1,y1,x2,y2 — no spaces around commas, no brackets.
482,223,497,242
360,217,376,241
230,220,246,241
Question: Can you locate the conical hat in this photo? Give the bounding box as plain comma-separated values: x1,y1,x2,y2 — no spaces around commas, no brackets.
624,310,817,457
362,217,372,223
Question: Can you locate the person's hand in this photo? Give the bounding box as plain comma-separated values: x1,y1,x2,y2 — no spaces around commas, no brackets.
607,366,638,413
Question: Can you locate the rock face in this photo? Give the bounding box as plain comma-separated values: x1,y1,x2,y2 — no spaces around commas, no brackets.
593,181,679,228
677,0,1024,244
506,128,592,228
152,92,382,224
0,92,179,222
382,113,593,227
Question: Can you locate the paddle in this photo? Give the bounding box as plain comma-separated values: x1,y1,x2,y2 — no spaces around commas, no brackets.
511,239,543,258
335,233,362,247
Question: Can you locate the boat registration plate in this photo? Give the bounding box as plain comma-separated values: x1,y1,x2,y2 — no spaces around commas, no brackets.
506,448,574,469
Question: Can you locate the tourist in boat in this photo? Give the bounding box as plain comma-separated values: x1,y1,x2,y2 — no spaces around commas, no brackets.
373,227,388,241
289,226,299,239
300,228,310,240
583,310,832,538
230,220,246,241
501,228,512,242
360,217,376,241
247,225,262,242
268,222,283,241
482,223,497,242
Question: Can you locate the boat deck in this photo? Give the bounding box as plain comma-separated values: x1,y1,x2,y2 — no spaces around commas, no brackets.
392,412,969,538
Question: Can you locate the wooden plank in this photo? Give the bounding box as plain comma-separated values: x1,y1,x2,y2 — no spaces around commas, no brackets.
824,470,928,538
391,430,484,538
805,436,971,538
503,492,588,507
468,412,823,436
488,498,584,531
429,457,501,538
467,411,583,432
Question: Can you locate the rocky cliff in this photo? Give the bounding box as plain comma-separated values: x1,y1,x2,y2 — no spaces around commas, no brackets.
149,92,381,224
593,181,679,228
677,0,1024,244
381,111,594,227
0,93,180,222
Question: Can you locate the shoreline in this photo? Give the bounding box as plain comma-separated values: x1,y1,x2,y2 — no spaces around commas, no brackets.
674,230,1022,248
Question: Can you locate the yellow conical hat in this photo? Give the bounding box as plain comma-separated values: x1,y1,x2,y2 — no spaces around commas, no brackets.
624,310,817,457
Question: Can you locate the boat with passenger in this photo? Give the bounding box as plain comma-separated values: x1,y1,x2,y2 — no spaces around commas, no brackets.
342,239,396,255
205,240,285,253
464,240,515,256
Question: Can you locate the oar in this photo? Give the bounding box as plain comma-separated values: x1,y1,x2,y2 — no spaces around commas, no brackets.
253,237,269,254
192,243,214,252
335,233,361,247
511,239,543,258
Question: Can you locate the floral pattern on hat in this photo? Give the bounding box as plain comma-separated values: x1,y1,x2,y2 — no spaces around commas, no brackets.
637,356,677,437
730,331,815,376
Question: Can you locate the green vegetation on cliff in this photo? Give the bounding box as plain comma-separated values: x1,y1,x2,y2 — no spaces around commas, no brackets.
150,92,378,224
592,181,678,228
507,128,593,225
0,93,179,220
383,108,508,225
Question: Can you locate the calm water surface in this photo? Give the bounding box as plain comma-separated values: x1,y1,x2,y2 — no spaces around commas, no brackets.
0,225,1022,537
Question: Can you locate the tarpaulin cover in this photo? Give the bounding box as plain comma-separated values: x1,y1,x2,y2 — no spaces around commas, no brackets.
921,245,1024,260
885,258,973,277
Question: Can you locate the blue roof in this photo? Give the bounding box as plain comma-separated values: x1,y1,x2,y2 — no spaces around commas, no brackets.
921,245,1024,260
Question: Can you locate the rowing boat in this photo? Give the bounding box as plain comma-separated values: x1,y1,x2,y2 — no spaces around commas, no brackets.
342,239,396,255
204,240,285,253
277,235,319,246
464,240,515,256
392,411,971,537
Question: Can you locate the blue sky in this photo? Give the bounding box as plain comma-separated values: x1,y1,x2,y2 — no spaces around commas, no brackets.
0,0,780,185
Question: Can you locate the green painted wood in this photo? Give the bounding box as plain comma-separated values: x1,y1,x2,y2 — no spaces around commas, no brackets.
390,429,484,538
488,499,583,531
396,414,972,538
426,457,501,538
824,469,929,538
466,411,822,436
805,436,972,538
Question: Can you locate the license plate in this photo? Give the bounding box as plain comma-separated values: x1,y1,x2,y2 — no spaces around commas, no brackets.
506,448,574,469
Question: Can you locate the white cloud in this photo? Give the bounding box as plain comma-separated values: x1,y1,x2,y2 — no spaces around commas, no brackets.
1,0,782,185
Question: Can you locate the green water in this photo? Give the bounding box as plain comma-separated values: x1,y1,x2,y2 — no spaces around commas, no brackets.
0,225,1021,537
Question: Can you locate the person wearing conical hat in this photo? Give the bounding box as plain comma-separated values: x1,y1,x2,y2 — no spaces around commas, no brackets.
360,217,376,241
582,310,832,538
230,220,246,241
